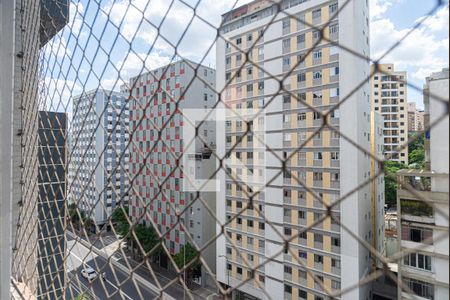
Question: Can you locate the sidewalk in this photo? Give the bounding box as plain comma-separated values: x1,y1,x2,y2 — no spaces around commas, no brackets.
74,230,217,299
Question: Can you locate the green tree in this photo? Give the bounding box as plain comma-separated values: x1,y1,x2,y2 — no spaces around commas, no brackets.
408,132,424,153
132,224,162,259
384,161,407,207
173,243,201,284
68,203,87,231
409,148,425,168
111,206,130,236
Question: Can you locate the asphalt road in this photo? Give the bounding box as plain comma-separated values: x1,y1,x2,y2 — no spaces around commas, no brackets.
66,236,158,300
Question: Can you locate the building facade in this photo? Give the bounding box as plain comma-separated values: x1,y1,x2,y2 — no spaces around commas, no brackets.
37,111,67,300
371,112,386,265
396,68,449,300
126,60,217,285
69,90,129,225
217,1,374,299
371,64,409,165
407,102,424,133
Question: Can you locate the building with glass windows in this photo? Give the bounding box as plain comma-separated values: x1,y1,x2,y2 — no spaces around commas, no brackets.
396,68,449,300
69,90,130,225
371,64,409,165
125,60,217,287
217,0,376,299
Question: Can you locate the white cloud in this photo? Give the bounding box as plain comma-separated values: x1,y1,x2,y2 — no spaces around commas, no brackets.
370,0,394,20
99,51,173,91
371,5,449,81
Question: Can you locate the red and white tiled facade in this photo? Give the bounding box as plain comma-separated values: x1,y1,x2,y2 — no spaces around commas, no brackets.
126,60,216,254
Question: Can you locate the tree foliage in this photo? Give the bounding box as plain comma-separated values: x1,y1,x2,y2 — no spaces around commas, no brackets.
384,161,407,207
68,203,93,231
173,243,201,282
111,206,130,236
409,148,425,168
408,132,425,168
408,132,424,153
133,224,161,255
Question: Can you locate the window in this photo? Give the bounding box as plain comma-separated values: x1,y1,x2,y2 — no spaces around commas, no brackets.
331,66,339,76
297,73,306,82
331,151,339,160
298,92,306,101
284,227,292,236
332,280,341,290
282,39,290,49
314,172,323,181
331,258,340,269
237,267,242,274
283,94,291,104
282,19,290,29
313,91,323,99
299,289,307,299
312,9,321,19
283,57,291,66
313,50,322,59
247,220,254,227
314,254,323,264
247,84,253,92
404,253,432,271
314,233,323,243
330,88,340,97
298,251,307,259
329,24,339,35
331,237,340,247
329,2,338,13
284,265,292,274
299,231,307,240
297,34,305,44
313,71,322,79
298,210,306,219
313,30,321,40
403,226,433,244
284,284,292,294
314,152,323,160
236,37,242,45
405,278,434,299
258,81,264,91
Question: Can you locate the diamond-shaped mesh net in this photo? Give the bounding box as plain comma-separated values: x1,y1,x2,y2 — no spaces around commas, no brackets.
8,0,449,299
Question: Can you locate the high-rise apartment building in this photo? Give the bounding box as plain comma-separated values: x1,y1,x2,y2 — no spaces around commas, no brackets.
37,111,67,300
69,90,129,225
217,1,374,299
396,68,449,300
407,102,424,133
370,112,386,264
126,60,217,286
371,64,409,165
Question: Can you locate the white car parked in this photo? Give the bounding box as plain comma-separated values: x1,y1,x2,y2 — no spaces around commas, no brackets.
80,267,106,281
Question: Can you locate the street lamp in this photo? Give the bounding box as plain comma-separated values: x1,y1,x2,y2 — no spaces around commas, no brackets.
218,255,230,287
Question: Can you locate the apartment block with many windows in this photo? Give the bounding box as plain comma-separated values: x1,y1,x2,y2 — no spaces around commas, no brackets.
126,60,217,285
69,90,130,225
396,68,449,300
407,102,424,133
371,64,409,165
217,0,374,299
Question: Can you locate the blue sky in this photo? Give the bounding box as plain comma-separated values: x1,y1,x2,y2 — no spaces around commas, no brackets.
370,0,449,108
42,0,449,112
